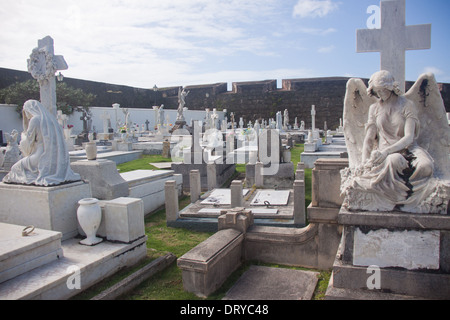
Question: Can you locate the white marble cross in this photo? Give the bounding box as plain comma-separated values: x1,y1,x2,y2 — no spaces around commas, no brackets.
357,0,431,92
27,36,68,116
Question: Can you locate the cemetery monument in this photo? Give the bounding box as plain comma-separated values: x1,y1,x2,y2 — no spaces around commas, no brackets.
341,70,450,214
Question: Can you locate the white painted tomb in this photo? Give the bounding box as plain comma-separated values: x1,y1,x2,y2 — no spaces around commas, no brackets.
120,169,183,215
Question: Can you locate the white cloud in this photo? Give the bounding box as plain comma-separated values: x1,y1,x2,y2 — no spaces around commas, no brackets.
423,66,444,76
293,0,340,18
318,45,335,53
298,27,337,36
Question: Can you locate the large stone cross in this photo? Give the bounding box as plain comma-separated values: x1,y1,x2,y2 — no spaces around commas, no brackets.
27,36,68,116
357,0,431,92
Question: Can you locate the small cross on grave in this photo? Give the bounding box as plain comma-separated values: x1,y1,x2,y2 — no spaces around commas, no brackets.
357,0,431,92
145,119,150,131
27,36,68,116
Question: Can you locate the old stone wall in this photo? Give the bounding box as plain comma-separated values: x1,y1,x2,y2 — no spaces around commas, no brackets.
1,67,449,131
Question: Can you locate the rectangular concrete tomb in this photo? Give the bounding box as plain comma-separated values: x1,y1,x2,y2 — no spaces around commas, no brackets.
177,228,244,297
0,181,91,241
120,170,182,215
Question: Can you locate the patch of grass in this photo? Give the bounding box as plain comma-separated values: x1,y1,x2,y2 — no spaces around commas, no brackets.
117,155,172,173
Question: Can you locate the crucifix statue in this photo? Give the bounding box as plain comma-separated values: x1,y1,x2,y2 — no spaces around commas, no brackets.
27,36,68,116
356,0,431,92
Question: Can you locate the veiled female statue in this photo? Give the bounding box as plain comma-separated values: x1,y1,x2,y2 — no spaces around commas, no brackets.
341,71,450,214
2,100,81,186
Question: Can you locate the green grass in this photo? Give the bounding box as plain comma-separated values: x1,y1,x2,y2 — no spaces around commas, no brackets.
116,155,173,173
72,144,329,300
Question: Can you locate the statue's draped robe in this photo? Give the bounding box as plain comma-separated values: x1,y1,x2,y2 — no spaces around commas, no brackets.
347,96,437,212
3,100,80,186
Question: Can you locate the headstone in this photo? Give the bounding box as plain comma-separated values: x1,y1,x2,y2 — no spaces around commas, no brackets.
164,180,179,222
190,170,201,203
356,0,431,92
230,181,244,208
293,180,306,225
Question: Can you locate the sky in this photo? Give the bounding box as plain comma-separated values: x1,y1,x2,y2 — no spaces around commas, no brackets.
0,0,449,90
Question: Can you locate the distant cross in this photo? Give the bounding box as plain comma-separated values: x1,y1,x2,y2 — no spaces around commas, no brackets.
145,119,150,131
27,36,68,116
357,0,431,92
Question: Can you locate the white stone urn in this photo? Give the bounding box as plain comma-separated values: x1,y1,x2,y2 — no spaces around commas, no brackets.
77,198,103,246
85,142,97,160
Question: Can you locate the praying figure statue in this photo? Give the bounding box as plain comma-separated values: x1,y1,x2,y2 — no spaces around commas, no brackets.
3,100,80,186
341,71,450,214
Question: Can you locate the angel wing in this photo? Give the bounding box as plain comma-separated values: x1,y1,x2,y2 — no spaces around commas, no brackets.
343,78,376,169
405,73,450,180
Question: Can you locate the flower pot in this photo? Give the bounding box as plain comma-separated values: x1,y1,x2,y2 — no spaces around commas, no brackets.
77,198,103,246
85,141,97,160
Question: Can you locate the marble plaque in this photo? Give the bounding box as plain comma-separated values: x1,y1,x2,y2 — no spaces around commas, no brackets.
353,228,440,270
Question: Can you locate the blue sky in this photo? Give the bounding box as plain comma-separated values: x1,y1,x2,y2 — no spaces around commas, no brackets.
0,0,448,90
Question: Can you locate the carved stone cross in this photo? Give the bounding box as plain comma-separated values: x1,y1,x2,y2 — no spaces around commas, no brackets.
357,0,431,92
27,36,68,116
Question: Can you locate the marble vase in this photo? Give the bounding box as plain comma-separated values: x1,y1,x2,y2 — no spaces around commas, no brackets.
77,198,103,246
85,142,97,160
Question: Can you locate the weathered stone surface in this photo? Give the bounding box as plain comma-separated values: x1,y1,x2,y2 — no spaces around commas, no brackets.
223,266,319,300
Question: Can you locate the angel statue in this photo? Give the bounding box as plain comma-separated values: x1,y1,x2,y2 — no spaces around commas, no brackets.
341,70,450,214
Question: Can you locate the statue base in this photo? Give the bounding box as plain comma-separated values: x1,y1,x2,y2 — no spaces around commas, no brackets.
0,181,92,240
170,120,186,133
326,207,450,299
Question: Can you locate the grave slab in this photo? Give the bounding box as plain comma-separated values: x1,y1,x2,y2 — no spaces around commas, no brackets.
223,265,319,300
201,189,250,205
250,190,290,206
0,223,63,284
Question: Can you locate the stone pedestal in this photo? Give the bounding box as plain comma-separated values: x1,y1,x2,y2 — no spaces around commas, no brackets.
326,209,450,300
104,197,145,243
71,159,129,200
0,181,92,240
117,142,133,151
